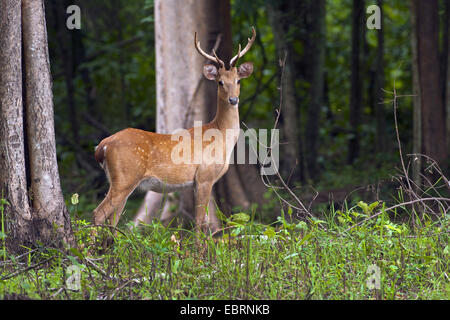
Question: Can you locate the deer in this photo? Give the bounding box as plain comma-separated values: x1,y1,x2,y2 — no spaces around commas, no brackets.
92,27,256,233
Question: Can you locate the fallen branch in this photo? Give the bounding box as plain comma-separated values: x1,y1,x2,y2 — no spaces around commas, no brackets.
1,256,55,280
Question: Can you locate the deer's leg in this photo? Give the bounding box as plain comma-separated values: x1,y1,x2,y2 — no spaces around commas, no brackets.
93,185,135,226
108,195,128,228
194,179,214,233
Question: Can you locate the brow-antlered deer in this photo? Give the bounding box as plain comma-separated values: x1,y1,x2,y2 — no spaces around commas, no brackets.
92,28,256,232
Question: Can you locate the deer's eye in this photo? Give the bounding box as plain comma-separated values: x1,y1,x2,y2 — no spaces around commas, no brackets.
218,80,224,86
237,79,241,84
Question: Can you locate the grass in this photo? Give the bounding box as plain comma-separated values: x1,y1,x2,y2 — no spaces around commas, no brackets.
0,198,448,300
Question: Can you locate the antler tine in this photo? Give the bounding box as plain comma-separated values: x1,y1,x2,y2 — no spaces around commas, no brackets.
230,26,256,67
212,49,225,69
194,32,225,68
232,44,242,68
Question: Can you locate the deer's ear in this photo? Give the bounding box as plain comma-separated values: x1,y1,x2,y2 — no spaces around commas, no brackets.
237,62,253,79
203,64,218,80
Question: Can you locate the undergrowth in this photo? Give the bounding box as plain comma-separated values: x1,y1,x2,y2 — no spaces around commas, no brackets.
0,199,448,300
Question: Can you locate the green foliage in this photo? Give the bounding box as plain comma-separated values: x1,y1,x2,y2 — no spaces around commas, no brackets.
321,0,413,183
1,203,448,300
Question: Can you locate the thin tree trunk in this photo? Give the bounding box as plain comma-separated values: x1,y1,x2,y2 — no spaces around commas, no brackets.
22,0,73,247
374,0,386,154
412,0,447,166
0,0,34,251
305,0,326,180
348,0,364,164
411,0,422,187
267,1,302,183
445,0,450,152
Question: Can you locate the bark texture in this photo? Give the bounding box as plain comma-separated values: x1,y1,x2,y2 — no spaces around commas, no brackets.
445,0,450,152
0,0,34,250
22,0,73,246
412,0,447,166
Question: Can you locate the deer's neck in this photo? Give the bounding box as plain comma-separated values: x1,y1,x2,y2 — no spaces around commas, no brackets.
213,97,240,131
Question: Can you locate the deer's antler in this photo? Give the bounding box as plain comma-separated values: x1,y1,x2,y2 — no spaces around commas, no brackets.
194,32,225,69
229,27,256,67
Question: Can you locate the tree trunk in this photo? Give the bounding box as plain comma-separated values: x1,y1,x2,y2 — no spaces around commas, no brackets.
411,0,422,187
445,0,450,152
266,0,302,183
412,0,447,166
0,0,34,251
22,0,73,246
374,0,386,154
305,0,326,180
348,0,364,164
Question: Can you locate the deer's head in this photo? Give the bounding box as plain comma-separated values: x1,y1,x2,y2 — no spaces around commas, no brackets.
195,27,256,108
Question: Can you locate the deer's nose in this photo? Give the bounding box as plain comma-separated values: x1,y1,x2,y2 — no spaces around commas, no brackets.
229,97,239,105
